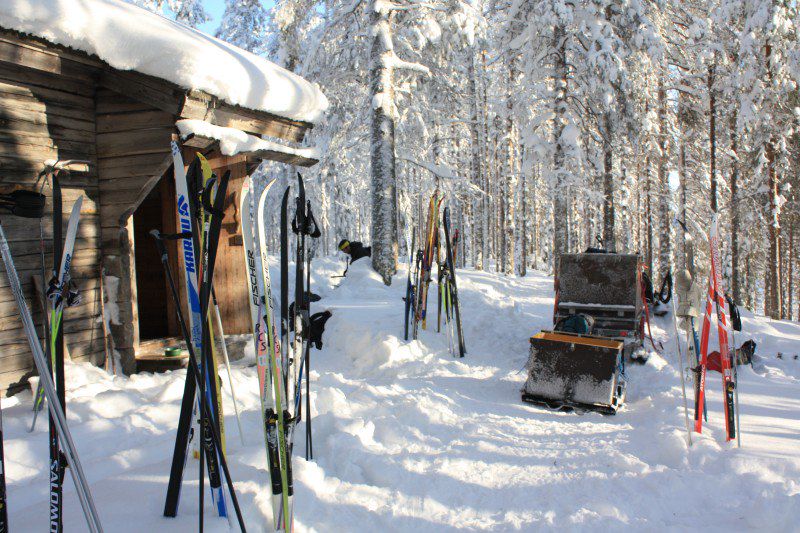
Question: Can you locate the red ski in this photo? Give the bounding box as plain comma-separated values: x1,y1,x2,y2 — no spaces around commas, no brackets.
694,215,736,440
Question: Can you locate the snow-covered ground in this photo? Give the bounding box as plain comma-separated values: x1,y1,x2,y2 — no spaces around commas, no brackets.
4,257,799,531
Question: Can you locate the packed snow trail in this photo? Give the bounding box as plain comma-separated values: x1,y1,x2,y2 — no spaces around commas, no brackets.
3,258,799,531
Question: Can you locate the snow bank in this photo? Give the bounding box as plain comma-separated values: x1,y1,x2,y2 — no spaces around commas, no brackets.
176,119,320,160
0,0,328,123
4,256,799,530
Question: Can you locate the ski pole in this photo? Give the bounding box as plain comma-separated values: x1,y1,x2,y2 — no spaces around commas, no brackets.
689,316,707,421
0,223,103,533
730,325,742,448
151,230,246,532
211,287,245,446
726,296,742,448
670,291,692,446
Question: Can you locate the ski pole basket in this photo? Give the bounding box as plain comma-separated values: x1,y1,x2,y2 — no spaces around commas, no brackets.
522,331,626,414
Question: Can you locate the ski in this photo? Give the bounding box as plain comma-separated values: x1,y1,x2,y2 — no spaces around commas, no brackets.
45,175,83,532
164,146,204,518
413,193,439,339
403,234,415,341
195,154,227,461
0,211,103,532
48,172,64,533
301,200,320,460
442,207,466,357
241,177,284,528
709,216,736,441
257,180,294,532
195,167,232,520
292,174,307,419
694,215,736,441
280,187,291,417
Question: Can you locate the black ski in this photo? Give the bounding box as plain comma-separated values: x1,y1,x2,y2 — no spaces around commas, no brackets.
280,187,290,404
443,207,466,357
195,169,232,522
403,234,416,341
49,171,65,533
302,200,320,460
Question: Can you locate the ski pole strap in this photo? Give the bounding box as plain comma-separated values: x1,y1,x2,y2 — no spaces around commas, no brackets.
46,276,68,304
66,285,81,308
155,231,193,242
305,201,321,238
201,176,225,217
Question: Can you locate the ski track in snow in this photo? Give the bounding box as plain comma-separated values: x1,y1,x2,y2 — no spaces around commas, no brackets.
3,257,799,531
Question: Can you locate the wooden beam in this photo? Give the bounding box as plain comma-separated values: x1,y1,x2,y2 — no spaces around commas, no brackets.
0,29,104,70
180,133,215,150
180,90,312,143
99,70,182,116
96,127,174,158
0,35,100,84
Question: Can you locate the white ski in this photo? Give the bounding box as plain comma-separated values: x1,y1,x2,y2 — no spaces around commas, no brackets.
257,179,294,532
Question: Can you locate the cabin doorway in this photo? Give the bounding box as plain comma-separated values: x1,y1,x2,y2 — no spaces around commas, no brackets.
132,172,179,341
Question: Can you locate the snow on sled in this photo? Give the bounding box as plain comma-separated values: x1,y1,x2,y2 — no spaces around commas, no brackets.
554,252,644,356
522,331,626,415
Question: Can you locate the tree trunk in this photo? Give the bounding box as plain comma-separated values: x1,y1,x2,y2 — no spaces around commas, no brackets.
369,4,398,284
505,60,517,275
765,137,781,318
468,51,484,270
678,141,688,272
645,156,653,275
788,216,794,320
520,150,528,276
657,75,671,278
552,24,569,263
709,61,718,213
730,112,741,303
602,112,615,251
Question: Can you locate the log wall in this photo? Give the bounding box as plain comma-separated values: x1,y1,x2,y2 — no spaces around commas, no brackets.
96,90,174,374
0,32,104,394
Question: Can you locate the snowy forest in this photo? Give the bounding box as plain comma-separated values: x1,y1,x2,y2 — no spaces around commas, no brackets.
141,0,797,320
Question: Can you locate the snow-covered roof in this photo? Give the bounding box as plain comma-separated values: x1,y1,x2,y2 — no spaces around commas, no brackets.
0,0,328,124
176,119,319,164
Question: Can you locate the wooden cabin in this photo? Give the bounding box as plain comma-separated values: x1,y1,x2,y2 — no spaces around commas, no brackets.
0,18,324,394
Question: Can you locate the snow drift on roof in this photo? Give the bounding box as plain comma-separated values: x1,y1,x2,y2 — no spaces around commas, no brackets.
0,0,328,124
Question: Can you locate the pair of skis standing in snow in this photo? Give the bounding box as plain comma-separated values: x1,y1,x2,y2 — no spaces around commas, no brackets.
0,163,104,532
404,190,466,358
672,214,742,448
239,172,321,532
159,140,322,531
